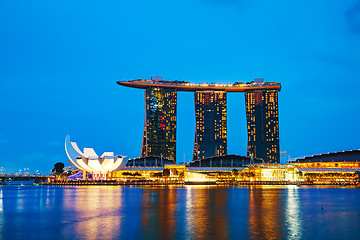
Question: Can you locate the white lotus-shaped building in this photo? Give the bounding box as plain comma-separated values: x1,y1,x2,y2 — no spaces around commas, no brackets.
65,135,128,179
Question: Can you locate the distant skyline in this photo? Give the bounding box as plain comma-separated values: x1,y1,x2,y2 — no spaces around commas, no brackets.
1,0,360,172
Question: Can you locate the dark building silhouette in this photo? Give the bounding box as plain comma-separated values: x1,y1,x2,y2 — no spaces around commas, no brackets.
141,84,177,161
293,150,360,165
127,155,175,167
245,83,280,163
193,91,227,160
190,154,263,167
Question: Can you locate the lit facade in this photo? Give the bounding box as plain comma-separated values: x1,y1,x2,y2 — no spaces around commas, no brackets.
292,150,360,184
245,89,280,163
193,91,227,160
64,135,128,179
184,171,216,184
141,87,177,161
293,150,360,168
242,164,300,182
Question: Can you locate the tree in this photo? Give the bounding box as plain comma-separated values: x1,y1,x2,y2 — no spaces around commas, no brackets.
163,169,170,177
154,172,163,177
172,169,178,176
52,162,64,174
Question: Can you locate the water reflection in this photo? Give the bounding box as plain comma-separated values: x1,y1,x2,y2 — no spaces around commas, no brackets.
140,187,177,239
64,186,123,239
16,189,25,211
1,184,360,239
135,186,230,240
248,186,284,240
285,186,302,239
0,189,3,236
184,186,229,239
0,189,3,212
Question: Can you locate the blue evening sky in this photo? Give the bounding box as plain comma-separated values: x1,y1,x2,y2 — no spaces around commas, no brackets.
1,0,359,173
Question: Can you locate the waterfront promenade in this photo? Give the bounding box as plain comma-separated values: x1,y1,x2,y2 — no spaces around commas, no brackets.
41,179,358,186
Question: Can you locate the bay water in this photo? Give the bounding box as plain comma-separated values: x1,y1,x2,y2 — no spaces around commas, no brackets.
1,182,359,239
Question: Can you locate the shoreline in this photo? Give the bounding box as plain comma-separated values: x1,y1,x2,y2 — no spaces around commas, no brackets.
38,180,359,186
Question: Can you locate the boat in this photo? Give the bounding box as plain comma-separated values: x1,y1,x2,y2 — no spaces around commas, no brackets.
33,183,40,186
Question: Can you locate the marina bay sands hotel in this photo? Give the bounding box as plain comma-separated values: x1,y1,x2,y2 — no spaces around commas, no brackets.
117,77,281,163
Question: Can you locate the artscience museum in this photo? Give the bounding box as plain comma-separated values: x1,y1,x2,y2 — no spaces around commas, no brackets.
65,135,128,180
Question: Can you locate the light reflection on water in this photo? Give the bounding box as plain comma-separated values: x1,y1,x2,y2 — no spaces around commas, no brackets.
66,186,124,239
1,184,360,239
0,189,3,212
0,189,3,237
183,186,230,239
285,185,302,240
248,186,284,240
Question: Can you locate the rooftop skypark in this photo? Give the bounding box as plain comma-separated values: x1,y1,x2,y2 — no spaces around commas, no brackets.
116,79,281,92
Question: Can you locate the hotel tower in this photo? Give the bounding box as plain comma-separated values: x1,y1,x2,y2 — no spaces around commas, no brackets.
193,91,227,160
140,78,177,161
245,79,280,162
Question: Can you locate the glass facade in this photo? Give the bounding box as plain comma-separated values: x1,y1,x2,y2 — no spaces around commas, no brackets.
245,90,279,163
193,91,227,160
141,87,177,161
